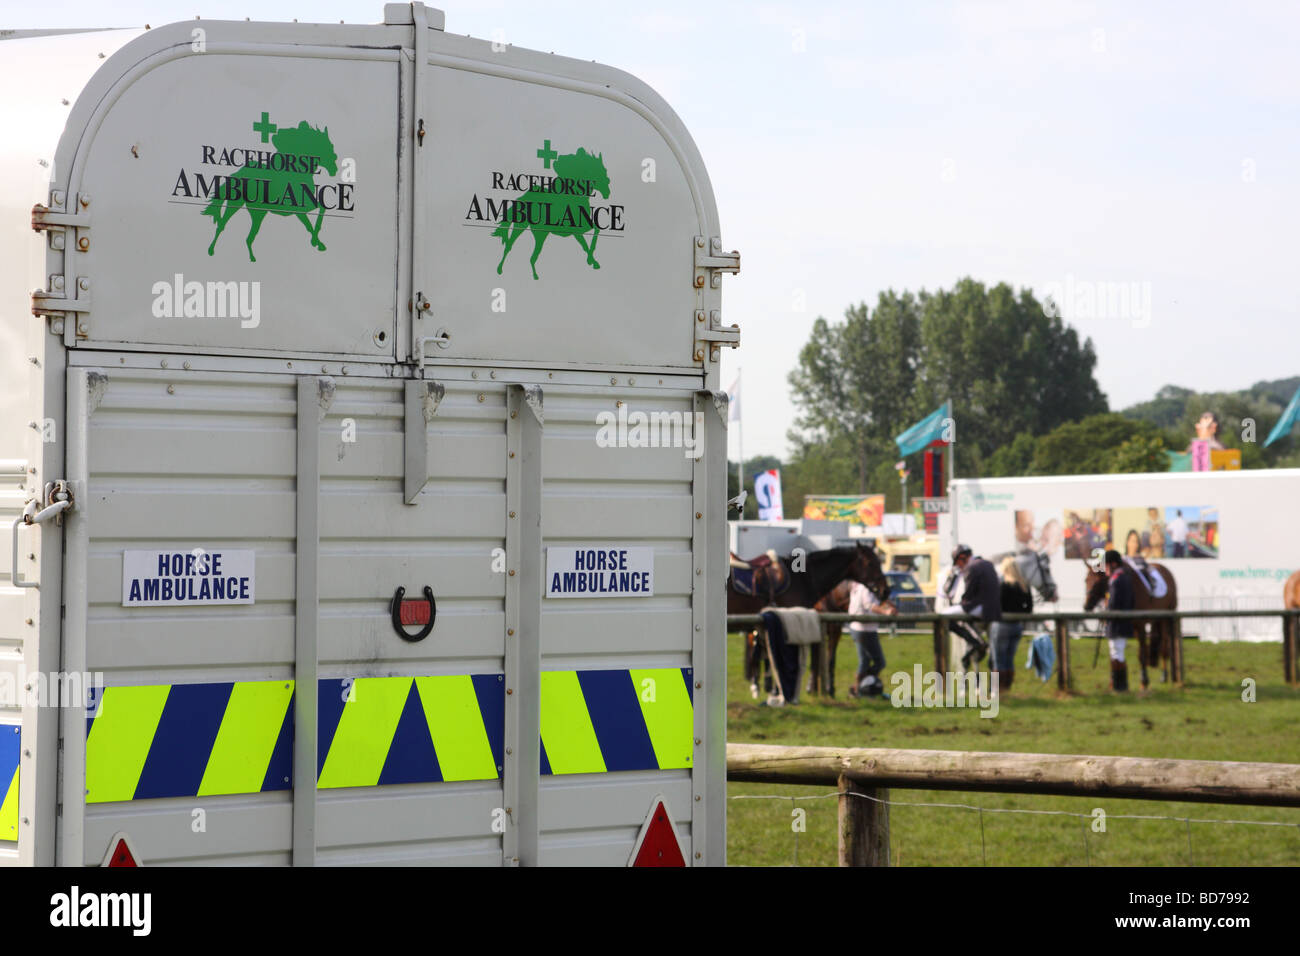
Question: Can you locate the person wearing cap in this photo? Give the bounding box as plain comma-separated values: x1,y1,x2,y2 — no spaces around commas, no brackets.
1104,549,1135,691
947,545,999,669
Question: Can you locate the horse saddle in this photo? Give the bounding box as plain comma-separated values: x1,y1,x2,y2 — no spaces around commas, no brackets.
729,551,790,598
1124,556,1168,599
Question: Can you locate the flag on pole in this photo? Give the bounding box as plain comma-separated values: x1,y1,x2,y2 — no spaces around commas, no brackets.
1264,384,1300,447
753,469,784,520
726,373,741,422
894,400,952,457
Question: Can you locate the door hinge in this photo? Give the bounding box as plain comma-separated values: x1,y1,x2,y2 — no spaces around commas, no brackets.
693,310,740,363
692,235,740,290
32,193,91,252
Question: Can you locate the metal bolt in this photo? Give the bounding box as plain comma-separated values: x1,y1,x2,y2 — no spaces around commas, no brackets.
509,511,516,518
160,360,168,368
52,276,64,291
694,275,705,288
477,394,485,402
77,320,86,334
321,365,328,373
509,451,514,458
696,237,705,247
695,625,701,631
166,385,175,394
26,618,33,626
695,852,702,860
695,512,702,519
182,361,191,370
696,568,702,575
51,234,64,250
695,311,704,323
510,411,517,419
693,349,704,361
507,628,514,636
79,194,90,207
694,738,701,745
695,794,701,801
696,681,702,688
506,748,512,755
472,371,479,379
28,554,35,561
610,376,618,385
341,366,349,375
77,236,89,251
489,370,497,379
508,569,515,576
506,688,512,695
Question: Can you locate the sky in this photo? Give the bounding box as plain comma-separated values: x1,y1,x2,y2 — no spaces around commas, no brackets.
8,0,1298,459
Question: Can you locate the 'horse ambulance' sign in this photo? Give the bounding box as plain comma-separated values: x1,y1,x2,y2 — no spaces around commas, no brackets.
122,549,256,607
546,547,654,599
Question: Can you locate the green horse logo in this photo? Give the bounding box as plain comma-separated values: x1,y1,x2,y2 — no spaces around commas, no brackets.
204,115,338,262
494,145,610,280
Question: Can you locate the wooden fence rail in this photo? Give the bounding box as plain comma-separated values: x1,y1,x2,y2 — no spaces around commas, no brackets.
727,608,1300,688
727,742,1300,866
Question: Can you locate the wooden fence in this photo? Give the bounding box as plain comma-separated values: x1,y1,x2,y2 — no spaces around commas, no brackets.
727,608,1300,688
727,742,1300,866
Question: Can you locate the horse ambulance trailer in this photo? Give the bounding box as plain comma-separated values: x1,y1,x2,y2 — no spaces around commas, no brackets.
948,471,1300,641
0,4,739,866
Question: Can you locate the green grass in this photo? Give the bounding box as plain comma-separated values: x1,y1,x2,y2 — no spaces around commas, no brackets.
726,630,1300,865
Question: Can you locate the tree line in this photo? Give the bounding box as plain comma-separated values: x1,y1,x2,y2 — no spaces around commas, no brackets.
729,278,1299,521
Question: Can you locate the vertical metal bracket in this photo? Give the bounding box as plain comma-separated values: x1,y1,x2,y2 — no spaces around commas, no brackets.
408,2,435,363
404,380,444,503
503,384,542,865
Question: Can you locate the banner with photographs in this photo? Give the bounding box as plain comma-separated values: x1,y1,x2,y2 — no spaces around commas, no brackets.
803,494,886,527
1024,505,1219,559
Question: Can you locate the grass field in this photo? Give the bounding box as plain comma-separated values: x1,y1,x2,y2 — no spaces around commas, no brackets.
726,629,1300,866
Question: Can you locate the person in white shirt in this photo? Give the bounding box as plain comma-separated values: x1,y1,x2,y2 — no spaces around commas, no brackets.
847,580,896,698
1166,510,1189,558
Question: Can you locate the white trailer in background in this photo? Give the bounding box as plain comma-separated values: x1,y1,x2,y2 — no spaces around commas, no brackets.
0,4,739,866
948,470,1300,642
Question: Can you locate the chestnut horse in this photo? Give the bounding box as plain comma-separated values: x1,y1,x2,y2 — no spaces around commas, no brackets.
1083,559,1179,688
731,544,890,699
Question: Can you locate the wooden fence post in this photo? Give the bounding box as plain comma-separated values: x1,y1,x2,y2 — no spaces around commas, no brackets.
1054,620,1071,692
933,619,946,675
1285,614,1298,688
837,773,889,866
1173,617,1185,686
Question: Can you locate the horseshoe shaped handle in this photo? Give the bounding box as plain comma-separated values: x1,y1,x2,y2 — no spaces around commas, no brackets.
390,586,436,642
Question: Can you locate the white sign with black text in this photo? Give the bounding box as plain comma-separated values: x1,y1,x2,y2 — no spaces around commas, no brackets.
545,546,654,598
122,549,256,607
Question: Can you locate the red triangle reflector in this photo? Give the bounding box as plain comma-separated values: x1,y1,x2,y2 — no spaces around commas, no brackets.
629,797,686,867
101,832,141,867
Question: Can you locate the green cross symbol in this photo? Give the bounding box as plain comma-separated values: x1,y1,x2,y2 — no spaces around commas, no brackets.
536,139,558,169
253,111,278,143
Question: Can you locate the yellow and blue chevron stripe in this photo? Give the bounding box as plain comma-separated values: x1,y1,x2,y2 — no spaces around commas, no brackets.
1,724,19,842
83,668,692,803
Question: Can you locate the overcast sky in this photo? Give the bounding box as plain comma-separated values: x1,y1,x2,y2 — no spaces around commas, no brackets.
12,1,1298,459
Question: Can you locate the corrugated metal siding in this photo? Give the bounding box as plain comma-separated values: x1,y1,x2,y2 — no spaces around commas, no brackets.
538,386,698,863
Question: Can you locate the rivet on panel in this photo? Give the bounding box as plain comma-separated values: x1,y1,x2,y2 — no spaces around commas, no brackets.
477,394,485,402
489,370,497,379
321,365,328,373
509,451,514,458
507,628,514,636
506,688,513,695
610,376,618,385
508,569,515,576
695,852,702,860
696,681,702,689
182,361,191,370
695,795,701,801
695,512,702,519
167,385,175,395
628,377,635,385
696,568,702,575
77,236,89,251
694,738,701,745
510,411,517,419
509,511,516,518
160,360,168,368
472,371,479,379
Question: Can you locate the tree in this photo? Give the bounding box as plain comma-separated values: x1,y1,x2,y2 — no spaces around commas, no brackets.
985,432,1037,478
1109,434,1170,473
786,292,921,491
913,279,1108,468
1027,413,1167,475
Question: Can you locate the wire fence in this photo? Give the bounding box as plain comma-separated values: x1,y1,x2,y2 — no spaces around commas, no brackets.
727,790,1300,866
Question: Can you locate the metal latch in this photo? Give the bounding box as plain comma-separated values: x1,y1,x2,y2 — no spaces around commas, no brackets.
9,481,73,590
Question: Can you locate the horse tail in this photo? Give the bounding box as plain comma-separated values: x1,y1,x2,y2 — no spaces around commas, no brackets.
201,195,224,220
491,219,509,243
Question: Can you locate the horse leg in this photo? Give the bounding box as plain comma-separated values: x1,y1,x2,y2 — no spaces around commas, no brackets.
294,209,326,251
573,227,600,269
528,228,549,280
496,222,526,274
1136,624,1150,690
827,626,840,698
244,208,268,263
207,200,240,256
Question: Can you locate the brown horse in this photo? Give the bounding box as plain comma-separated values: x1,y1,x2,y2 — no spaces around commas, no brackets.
1286,570,1300,610
1083,558,1179,689
731,544,890,699
809,580,854,697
